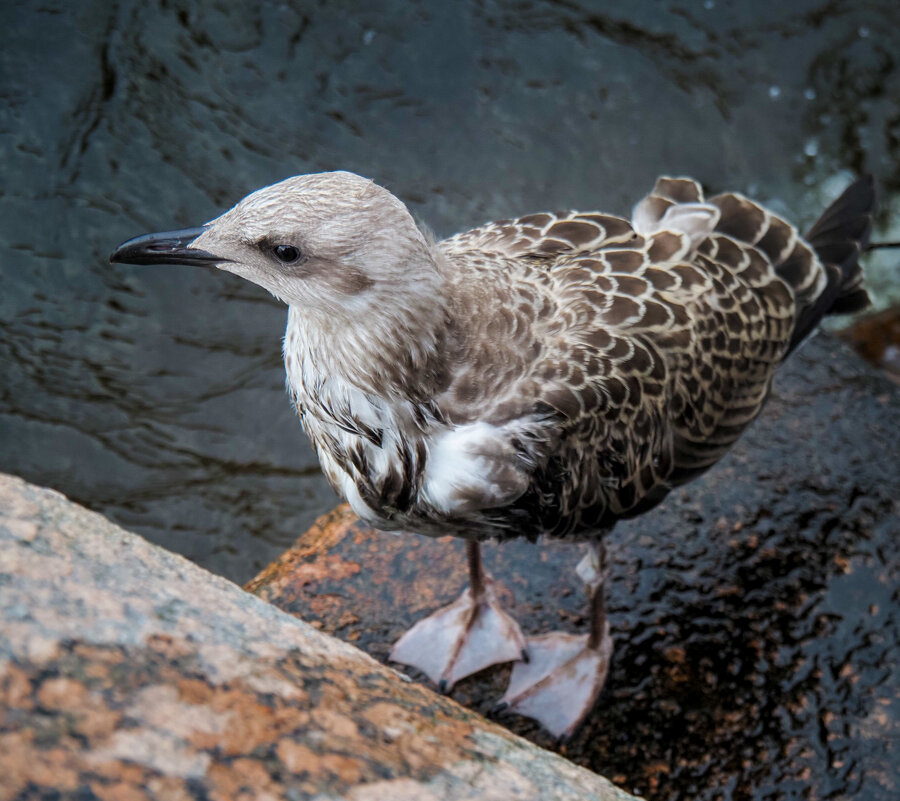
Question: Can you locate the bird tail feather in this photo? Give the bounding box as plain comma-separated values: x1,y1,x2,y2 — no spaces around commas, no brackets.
786,175,875,353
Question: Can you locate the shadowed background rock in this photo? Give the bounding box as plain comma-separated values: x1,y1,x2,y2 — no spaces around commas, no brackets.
2,0,900,582
247,334,900,799
0,473,635,801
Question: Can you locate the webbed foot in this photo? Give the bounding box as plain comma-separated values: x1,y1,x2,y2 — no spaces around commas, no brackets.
390,574,527,690
495,623,612,740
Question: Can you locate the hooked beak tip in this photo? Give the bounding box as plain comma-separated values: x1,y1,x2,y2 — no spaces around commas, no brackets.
109,226,222,267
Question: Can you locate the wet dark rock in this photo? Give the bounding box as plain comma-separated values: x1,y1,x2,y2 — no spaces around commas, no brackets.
839,303,900,382
0,473,636,801
2,1,899,582
248,334,900,801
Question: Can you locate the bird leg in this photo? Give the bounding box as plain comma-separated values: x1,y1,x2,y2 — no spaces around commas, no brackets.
494,541,613,741
390,541,527,692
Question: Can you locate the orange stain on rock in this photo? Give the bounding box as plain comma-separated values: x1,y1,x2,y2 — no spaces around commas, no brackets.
0,663,34,712
36,676,89,711
310,706,361,741
189,684,312,756
206,757,280,801
72,703,122,743
245,505,359,596
89,779,149,801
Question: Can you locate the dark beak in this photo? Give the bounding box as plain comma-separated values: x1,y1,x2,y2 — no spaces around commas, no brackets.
109,226,224,266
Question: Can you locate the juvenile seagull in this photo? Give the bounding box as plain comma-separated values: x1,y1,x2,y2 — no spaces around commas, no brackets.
111,171,874,739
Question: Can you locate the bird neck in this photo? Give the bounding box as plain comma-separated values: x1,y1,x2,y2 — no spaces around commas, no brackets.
284,283,449,406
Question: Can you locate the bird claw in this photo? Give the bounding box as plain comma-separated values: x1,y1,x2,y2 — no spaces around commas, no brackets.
496,625,613,740
389,576,526,691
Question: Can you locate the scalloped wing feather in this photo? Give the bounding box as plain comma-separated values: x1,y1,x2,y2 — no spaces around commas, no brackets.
429,178,830,535
441,210,637,262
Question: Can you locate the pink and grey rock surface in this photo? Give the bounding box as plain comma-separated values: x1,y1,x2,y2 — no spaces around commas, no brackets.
0,473,636,801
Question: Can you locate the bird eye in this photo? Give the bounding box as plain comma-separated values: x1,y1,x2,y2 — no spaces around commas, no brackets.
272,244,302,264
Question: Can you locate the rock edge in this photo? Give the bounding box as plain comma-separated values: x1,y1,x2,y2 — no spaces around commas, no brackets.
0,472,639,801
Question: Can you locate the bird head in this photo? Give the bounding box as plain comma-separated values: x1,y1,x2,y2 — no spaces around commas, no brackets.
110,171,443,325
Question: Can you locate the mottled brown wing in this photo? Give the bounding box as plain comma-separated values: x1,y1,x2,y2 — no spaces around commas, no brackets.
518,227,703,528
710,190,827,323
711,182,873,351
524,178,820,530
666,230,798,481
437,177,838,538
440,209,636,262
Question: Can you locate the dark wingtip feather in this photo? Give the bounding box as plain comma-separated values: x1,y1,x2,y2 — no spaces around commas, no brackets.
786,175,876,353
829,288,871,315
806,173,875,249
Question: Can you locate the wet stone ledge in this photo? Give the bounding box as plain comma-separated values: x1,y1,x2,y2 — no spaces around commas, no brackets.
0,473,637,801
839,302,900,383
247,335,900,801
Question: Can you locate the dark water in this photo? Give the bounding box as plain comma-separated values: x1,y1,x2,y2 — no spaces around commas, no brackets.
1,3,899,795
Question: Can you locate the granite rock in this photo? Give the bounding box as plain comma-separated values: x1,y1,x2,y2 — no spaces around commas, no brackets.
0,473,636,801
